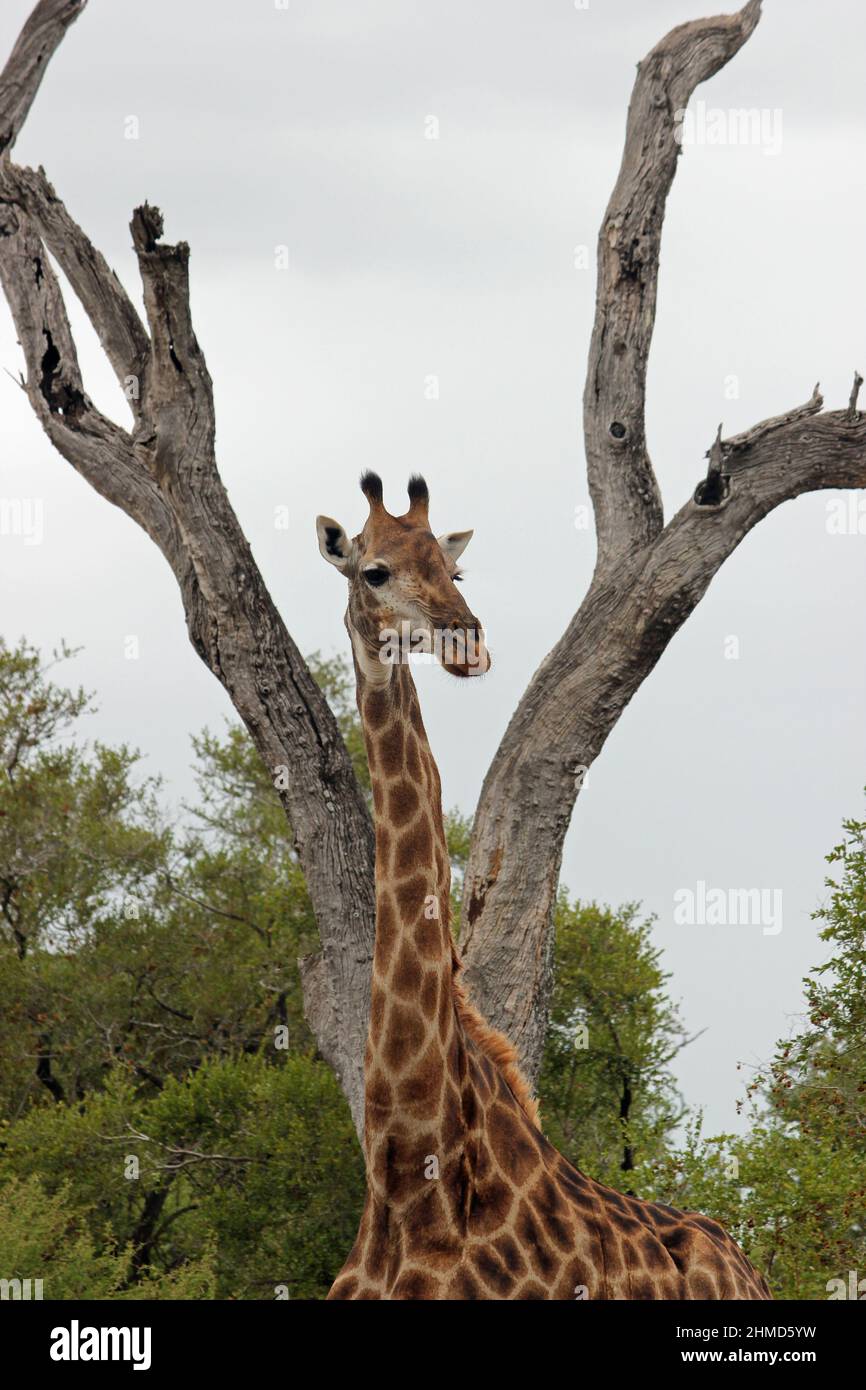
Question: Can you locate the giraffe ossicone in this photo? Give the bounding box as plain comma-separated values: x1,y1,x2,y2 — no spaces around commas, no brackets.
318,473,771,1301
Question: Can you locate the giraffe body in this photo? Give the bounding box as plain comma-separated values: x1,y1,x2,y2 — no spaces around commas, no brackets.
317,475,771,1302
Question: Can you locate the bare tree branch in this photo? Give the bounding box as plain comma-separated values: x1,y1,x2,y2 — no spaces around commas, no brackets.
462,1,866,1087
0,2,376,1134
0,161,149,411
0,0,85,156
584,0,762,568
0,191,151,520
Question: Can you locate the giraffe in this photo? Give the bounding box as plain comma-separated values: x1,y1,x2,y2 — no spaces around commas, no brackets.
316,472,771,1301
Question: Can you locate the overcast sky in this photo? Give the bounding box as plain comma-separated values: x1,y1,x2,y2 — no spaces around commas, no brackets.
1,0,864,1138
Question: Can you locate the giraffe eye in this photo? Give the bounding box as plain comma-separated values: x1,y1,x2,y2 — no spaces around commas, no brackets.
363,567,390,588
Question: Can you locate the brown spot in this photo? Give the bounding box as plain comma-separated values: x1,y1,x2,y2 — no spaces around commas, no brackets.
528,1177,572,1252
365,1068,392,1114
533,1171,567,1215
599,1231,624,1278
416,912,445,962
378,722,404,776
639,1233,671,1273
468,1175,513,1236
567,1184,600,1213
396,873,428,921
487,1103,541,1185
609,1209,642,1236
397,1044,444,1113
494,1233,527,1279
365,1206,390,1281
470,1244,515,1296
689,1271,718,1299
388,778,419,826
370,1135,417,1205
419,969,439,1020
395,817,433,878
420,749,440,794
391,1268,437,1300
375,825,391,876
403,1191,461,1271
437,971,453,1036
444,1027,463,1086
516,1280,547,1300
692,1215,727,1243
404,732,422,781
382,1001,427,1074
369,980,387,1039
440,1081,465,1150
461,1083,479,1131
375,893,398,968
448,1267,483,1300
469,1050,493,1101
364,688,389,731
391,940,423,998
517,1201,556,1281
554,1258,593,1300
647,1201,680,1227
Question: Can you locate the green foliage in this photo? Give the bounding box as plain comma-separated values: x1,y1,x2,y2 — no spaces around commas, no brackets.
637,810,866,1299
0,638,166,962
143,1055,365,1298
0,642,363,1299
0,1173,216,1300
445,807,473,931
0,1056,363,1300
537,896,689,1185
637,1113,865,1300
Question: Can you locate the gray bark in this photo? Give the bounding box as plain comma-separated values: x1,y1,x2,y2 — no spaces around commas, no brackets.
1,0,864,1133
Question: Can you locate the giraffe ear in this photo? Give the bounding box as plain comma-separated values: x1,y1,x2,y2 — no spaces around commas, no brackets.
316,515,352,572
437,529,473,562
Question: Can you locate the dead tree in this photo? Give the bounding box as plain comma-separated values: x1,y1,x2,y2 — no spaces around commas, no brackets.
1,0,864,1136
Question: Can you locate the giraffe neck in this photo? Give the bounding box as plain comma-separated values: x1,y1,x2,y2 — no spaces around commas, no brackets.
355,653,466,1199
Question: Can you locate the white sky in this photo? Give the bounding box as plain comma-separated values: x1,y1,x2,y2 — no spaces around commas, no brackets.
1,0,864,1137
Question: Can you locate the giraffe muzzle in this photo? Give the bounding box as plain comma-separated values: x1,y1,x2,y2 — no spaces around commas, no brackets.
437,621,491,678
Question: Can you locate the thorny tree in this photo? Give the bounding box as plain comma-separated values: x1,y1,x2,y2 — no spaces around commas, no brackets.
1,0,864,1136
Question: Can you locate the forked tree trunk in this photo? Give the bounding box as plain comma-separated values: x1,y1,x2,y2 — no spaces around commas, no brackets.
1,0,864,1138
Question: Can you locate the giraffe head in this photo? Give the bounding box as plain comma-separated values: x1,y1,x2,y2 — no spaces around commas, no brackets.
316,472,490,680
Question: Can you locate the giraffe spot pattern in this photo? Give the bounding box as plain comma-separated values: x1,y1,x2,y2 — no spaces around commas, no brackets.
329,656,771,1302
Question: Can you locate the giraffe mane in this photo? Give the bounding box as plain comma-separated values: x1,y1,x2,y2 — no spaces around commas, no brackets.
449,942,541,1130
